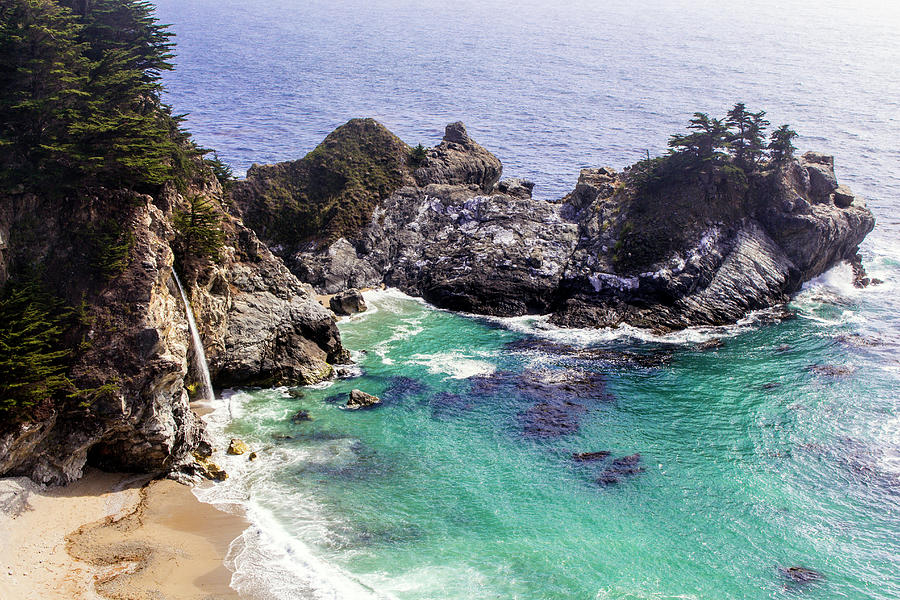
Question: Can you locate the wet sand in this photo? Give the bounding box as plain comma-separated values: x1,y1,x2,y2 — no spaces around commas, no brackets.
0,468,246,599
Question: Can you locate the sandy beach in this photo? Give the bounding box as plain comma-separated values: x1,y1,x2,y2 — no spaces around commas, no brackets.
0,468,246,600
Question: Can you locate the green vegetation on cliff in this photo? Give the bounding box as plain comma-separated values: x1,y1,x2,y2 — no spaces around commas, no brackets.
173,195,225,262
0,0,224,423
0,0,196,192
231,118,412,248
613,105,798,274
0,279,75,420
627,104,794,194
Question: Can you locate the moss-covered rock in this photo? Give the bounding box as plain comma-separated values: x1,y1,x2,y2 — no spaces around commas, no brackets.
231,118,414,249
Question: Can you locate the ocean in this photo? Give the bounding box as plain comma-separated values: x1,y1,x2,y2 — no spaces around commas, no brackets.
153,0,900,598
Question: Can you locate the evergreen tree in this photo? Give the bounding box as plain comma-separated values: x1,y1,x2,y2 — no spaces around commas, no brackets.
668,112,729,162
173,195,225,261
0,280,74,418
63,0,186,189
769,124,798,163
726,102,751,165
205,152,234,189
746,110,770,166
1,0,194,193
409,143,427,167
0,0,88,186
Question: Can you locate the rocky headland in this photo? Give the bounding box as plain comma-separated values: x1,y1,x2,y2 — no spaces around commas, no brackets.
232,119,875,332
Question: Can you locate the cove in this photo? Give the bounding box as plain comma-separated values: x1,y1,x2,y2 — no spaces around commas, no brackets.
198,283,900,600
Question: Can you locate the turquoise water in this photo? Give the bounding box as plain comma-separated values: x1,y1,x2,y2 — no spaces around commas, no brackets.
198,266,900,600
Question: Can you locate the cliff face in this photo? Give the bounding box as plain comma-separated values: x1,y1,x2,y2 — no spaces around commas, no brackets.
550,153,874,329
233,121,875,333
0,174,344,484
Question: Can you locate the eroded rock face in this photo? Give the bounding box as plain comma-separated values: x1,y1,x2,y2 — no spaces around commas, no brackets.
0,191,204,483
187,219,344,388
232,120,875,333
413,122,502,193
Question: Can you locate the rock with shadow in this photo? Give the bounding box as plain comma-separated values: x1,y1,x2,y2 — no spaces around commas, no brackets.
777,565,824,585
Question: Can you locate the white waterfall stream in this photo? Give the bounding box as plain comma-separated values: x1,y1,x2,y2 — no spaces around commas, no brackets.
172,270,215,404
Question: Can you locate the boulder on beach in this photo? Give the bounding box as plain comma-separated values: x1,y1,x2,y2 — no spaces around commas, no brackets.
346,389,383,410
330,288,367,316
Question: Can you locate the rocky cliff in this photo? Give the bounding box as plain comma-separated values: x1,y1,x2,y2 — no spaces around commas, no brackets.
0,172,345,484
232,121,875,332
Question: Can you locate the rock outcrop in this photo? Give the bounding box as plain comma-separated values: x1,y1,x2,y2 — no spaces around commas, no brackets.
186,216,345,388
330,288,367,316
232,121,875,333
346,389,382,410
0,170,346,484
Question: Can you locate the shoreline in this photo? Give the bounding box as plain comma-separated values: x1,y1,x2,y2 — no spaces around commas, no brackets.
0,468,247,599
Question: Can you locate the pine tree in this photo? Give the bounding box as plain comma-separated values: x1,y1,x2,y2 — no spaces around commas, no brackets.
173,195,225,260
1,0,195,193
746,110,770,166
63,0,186,189
769,124,798,163
726,102,750,165
0,280,74,418
668,112,729,162
0,0,88,186
205,152,234,188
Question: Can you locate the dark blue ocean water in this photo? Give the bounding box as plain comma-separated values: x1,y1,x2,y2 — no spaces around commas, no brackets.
154,1,900,598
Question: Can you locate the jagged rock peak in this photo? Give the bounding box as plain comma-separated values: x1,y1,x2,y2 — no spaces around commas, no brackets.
414,122,502,192
443,121,471,145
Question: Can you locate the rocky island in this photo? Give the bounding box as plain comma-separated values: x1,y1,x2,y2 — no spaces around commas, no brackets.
233,116,875,333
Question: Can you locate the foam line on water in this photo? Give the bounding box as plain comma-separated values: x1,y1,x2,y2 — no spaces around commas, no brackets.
194,390,396,600
407,350,497,379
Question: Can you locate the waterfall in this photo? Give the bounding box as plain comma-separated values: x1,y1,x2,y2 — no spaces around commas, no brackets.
172,270,215,404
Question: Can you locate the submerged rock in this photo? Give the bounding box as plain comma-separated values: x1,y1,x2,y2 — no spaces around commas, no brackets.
696,338,724,351
572,451,611,462
429,392,473,420
504,338,671,368
521,400,587,437
596,453,646,486
291,410,312,423
346,389,383,410
807,364,856,377
330,288,367,315
384,376,430,399
778,565,824,584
